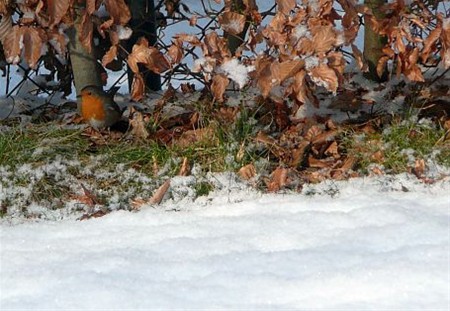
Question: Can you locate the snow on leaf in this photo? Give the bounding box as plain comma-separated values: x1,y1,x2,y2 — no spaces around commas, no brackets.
219,58,254,89
218,11,246,35
116,25,132,40
309,64,338,93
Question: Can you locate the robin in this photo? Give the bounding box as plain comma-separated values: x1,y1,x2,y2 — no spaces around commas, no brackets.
77,85,122,129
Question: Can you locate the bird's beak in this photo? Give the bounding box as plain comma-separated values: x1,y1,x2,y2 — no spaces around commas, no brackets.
76,94,81,99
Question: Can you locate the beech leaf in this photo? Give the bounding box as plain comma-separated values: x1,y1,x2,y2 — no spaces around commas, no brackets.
218,11,246,35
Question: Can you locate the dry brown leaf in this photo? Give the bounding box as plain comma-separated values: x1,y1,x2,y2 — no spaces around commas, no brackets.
440,18,450,69
128,42,170,74
22,27,43,69
167,43,183,64
289,140,310,167
311,25,336,54
80,183,100,207
150,179,171,205
276,0,296,15
267,167,289,192
179,157,190,176
413,158,426,178
176,127,214,148
324,141,339,158
311,129,338,145
340,156,356,171
104,0,131,25
131,73,145,101
421,25,441,63
102,45,117,67
130,198,146,211
218,11,246,35
0,13,12,43
238,164,256,180
304,125,323,142
211,73,229,102
86,0,97,15
371,150,384,163
377,56,390,80
272,59,305,83
3,25,22,64
351,44,368,72
79,12,93,53
129,105,150,139
189,15,198,26
309,64,338,93
308,156,334,168
47,0,70,27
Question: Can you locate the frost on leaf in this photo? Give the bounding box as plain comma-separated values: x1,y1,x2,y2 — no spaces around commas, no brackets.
218,11,246,35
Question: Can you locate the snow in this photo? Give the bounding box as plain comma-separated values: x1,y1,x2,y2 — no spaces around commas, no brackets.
1,174,449,309
219,58,254,89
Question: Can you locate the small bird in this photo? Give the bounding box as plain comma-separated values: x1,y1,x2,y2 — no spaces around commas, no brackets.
77,85,122,129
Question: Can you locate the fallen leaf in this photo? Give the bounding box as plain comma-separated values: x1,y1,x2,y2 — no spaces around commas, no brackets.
267,167,289,192
129,106,150,139
150,179,171,205
238,163,256,180
178,157,190,176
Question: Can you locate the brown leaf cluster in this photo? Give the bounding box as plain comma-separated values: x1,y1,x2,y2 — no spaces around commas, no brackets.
254,117,360,190
373,1,450,80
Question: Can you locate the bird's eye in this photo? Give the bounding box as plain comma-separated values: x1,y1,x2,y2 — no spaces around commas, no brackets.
87,92,92,95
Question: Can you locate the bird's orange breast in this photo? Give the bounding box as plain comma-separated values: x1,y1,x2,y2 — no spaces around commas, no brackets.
81,94,106,121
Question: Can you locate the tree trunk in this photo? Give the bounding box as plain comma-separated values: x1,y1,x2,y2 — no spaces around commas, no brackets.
67,3,102,97
126,0,161,92
364,0,388,82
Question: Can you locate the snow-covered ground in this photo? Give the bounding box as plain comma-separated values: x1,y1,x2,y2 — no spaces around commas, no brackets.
1,174,449,309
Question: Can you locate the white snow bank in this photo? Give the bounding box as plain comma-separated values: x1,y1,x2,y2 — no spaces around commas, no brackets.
1,174,449,309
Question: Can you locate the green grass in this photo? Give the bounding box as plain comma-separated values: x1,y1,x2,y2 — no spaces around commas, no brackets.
343,117,450,173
